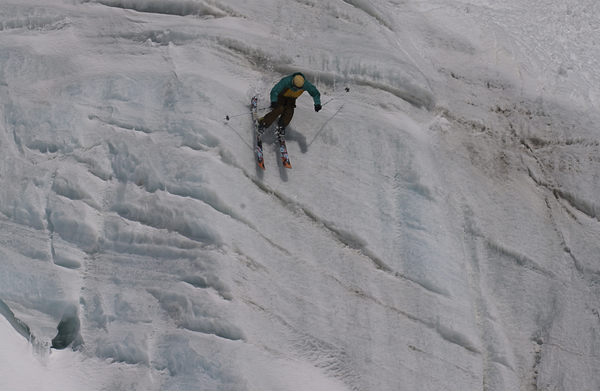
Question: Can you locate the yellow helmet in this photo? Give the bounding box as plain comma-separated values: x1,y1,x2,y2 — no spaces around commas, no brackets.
293,75,305,89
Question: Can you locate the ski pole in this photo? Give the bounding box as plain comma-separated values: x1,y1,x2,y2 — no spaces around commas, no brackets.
322,87,350,107
225,107,268,121
224,112,250,121
307,102,345,148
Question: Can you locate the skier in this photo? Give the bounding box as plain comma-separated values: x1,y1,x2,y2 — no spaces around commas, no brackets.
258,72,321,134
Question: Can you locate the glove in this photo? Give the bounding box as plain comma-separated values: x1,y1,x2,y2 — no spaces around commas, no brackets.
314,104,322,112
270,101,279,109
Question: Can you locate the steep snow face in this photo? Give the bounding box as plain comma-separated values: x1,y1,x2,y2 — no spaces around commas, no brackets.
1,0,599,390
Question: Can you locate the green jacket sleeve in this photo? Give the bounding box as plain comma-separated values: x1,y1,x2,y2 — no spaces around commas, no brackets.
303,80,321,106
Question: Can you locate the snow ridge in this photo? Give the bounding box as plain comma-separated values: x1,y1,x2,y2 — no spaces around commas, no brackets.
90,0,228,18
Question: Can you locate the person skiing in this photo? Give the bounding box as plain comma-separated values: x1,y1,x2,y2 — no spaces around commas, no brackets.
258,72,321,134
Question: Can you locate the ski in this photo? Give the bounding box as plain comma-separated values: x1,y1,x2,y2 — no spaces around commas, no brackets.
251,96,265,170
277,128,292,169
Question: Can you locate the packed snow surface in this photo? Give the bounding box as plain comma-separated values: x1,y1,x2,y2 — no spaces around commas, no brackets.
1,0,599,390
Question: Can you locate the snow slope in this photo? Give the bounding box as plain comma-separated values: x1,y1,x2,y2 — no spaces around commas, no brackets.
1,0,599,390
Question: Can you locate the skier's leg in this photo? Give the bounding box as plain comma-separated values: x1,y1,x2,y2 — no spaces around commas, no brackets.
279,98,296,128
259,105,285,128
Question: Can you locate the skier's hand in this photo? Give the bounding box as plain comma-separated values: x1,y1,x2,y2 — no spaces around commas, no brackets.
270,102,278,109
314,104,322,112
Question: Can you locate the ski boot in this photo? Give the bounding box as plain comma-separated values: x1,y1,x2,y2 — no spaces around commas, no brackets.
276,119,286,136
257,122,266,135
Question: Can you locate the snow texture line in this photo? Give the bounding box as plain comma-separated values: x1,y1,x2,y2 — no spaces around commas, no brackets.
329,275,480,354
485,239,555,278
241,297,366,391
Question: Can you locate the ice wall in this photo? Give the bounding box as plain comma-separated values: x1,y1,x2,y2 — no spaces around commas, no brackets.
0,0,599,390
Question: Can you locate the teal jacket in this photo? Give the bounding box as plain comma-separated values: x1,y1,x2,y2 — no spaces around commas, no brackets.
270,72,321,106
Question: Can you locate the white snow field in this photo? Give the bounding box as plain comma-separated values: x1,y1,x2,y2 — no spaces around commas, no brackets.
1,0,599,389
